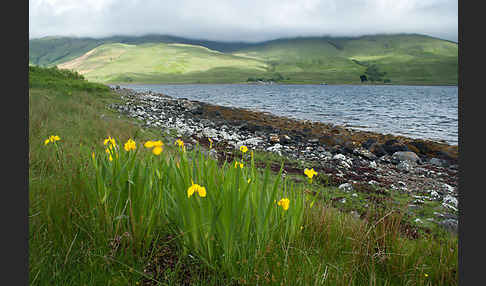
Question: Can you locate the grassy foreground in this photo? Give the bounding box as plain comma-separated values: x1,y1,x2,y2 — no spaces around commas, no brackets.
29,66,458,285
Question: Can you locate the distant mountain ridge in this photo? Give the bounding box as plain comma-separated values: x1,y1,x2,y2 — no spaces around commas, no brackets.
29,34,261,66
29,33,458,85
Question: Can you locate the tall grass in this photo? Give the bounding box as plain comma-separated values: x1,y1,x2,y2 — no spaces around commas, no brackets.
85,138,304,276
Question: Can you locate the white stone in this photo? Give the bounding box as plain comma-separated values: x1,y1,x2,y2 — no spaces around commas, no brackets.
333,154,346,161
443,194,458,208
368,180,378,185
338,183,353,192
369,161,377,168
443,183,455,194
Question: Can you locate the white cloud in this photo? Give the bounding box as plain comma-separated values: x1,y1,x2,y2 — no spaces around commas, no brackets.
29,0,458,42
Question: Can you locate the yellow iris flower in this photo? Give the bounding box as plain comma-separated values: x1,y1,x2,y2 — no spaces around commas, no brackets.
240,145,248,153
44,135,61,145
187,181,207,198
152,146,163,155
277,198,290,211
304,168,318,183
144,140,164,155
124,138,136,151
304,168,317,178
175,139,184,148
103,136,116,147
144,141,155,148
234,161,244,168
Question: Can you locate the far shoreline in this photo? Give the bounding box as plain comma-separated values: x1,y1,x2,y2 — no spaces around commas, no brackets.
107,82,458,87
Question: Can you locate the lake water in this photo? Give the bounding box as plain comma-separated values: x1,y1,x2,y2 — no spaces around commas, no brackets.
114,84,458,146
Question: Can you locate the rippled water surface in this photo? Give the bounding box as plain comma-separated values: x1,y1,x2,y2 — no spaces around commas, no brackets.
115,84,458,145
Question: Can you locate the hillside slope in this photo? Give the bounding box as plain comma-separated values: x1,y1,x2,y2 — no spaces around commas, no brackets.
233,34,458,84
58,42,268,83
31,34,458,85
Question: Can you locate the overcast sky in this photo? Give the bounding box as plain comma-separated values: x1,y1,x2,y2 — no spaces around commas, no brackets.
29,0,458,42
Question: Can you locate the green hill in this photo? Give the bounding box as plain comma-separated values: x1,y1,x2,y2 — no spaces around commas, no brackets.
29,36,105,67
30,34,458,85
57,42,268,83
233,34,458,84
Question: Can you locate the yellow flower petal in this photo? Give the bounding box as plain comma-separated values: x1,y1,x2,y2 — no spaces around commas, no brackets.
188,183,206,198
304,168,317,179
240,145,248,153
175,139,184,147
187,185,196,198
124,139,136,151
197,186,207,197
152,146,163,155
144,141,155,148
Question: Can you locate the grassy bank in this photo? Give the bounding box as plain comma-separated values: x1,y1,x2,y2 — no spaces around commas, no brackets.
29,66,458,285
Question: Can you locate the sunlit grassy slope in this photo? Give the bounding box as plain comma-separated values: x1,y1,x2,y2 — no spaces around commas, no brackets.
58,42,269,83
47,34,457,85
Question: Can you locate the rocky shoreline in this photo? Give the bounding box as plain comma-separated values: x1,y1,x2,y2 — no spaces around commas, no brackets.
108,87,459,233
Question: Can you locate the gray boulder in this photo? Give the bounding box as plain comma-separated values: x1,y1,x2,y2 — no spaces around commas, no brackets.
429,158,446,167
354,148,377,161
391,151,422,164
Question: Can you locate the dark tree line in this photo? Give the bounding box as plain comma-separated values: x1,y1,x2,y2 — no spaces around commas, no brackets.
360,64,390,83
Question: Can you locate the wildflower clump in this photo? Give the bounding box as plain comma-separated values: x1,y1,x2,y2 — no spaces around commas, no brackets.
104,136,118,161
